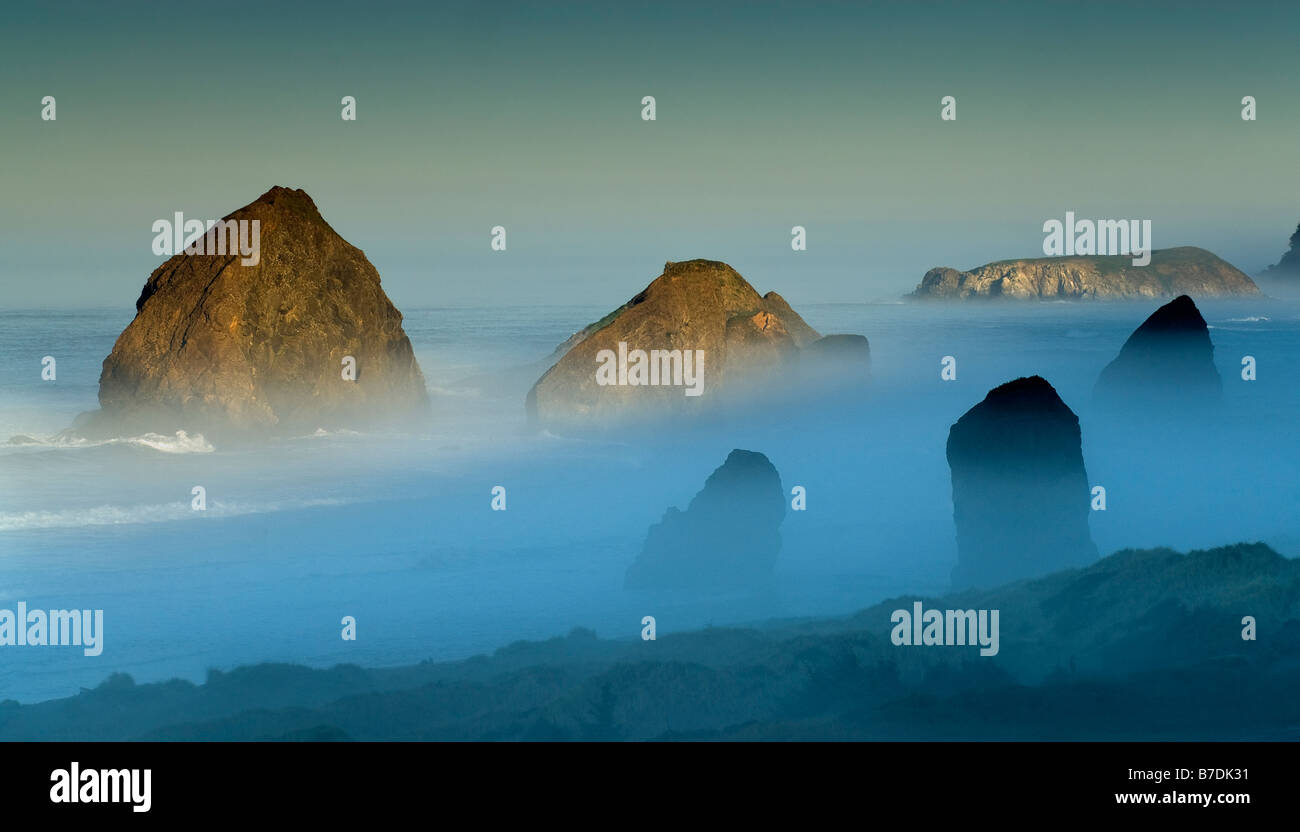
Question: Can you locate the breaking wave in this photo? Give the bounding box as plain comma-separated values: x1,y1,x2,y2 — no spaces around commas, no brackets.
1,430,214,455
0,496,350,533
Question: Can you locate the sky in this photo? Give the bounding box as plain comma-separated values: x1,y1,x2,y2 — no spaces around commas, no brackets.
1,0,1297,309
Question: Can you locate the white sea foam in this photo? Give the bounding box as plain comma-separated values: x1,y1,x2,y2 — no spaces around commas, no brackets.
1,430,214,455
0,496,349,533
299,427,365,439
124,431,215,453
428,385,482,398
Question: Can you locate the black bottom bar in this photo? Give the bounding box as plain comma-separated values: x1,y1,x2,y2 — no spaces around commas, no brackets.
4,741,1277,819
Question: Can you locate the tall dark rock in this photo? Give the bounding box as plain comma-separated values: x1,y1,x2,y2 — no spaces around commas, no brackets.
83,186,430,438
625,449,785,590
946,376,1098,589
1093,294,1222,407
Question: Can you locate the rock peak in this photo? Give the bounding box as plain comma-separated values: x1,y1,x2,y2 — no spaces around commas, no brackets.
663,258,735,274
1129,293,1207,336
978,376,1074,419
233,186,324,223
990,374,1054,395
253,185,317,209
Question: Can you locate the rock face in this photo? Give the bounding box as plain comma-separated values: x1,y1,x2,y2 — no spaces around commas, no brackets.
527,259,864,428
88,187,429,437
625,449,785,590
1261,222,1300,277
910,247,1259,300
802,333,870,369
791,333,871,394
946,376,1098,589
1093,295,1222,406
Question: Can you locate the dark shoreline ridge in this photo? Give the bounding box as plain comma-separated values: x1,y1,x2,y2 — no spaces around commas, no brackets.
0,542,1290,740
909,246,1260,300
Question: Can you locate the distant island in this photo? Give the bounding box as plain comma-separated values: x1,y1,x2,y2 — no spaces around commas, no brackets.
909,246,1259,300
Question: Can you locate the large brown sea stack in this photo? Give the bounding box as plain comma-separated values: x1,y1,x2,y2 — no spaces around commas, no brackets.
526,259,865,429
85,186,429,438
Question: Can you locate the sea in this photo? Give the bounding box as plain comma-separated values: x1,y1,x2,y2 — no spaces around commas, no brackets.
1,298,1298,704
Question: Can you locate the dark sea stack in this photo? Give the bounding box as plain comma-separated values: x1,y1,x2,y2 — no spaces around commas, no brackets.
909,247,1260,300
790,333,872,395
804,333,871,368
1093,294,1222,407
946,376,1098,590
89,187,429,437
625,449,786,590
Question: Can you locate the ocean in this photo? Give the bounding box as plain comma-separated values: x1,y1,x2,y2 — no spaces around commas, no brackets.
1,299,1297,704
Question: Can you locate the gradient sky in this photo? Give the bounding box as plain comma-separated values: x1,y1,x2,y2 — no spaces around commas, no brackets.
1,0,1297,309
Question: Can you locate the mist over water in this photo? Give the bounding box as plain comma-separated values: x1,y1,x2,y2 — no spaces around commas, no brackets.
1,298,1297,704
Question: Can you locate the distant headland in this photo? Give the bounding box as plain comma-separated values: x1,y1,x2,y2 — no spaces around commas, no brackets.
908,246,1260,301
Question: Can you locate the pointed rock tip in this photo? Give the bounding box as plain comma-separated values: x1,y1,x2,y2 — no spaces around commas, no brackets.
663,258,737,274
1140,294,1208,330
977,375,1073,413
252,186,318,211
725,448,770,463
990,375,1055,395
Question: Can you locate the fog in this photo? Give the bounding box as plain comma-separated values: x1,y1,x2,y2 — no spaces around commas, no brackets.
1,297,1297,704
